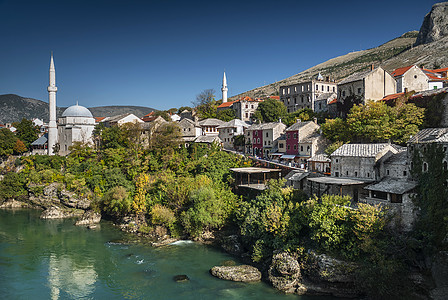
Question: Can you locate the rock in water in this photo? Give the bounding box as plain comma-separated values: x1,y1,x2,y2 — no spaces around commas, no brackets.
173,275,189,282
40,206,83,219
268,252,303,294
210,265,261,282
75,210,101,226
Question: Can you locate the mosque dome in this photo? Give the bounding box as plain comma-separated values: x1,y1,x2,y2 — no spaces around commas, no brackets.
62,103,93,118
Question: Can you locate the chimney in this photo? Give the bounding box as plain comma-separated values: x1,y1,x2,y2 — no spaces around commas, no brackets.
370,64,374,71
279,118,282,123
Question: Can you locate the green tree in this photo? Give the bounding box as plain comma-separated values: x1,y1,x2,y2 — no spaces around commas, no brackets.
253,99,287,123
193,89,218,119
14,118,39,148
0,128,17,158
216,109,236,122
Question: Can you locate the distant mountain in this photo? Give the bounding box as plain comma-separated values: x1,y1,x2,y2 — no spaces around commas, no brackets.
0,94,155,123
231,2,448,99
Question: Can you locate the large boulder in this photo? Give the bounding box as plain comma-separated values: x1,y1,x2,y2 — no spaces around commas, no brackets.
220,234,244,255
268,252,304,294
0,199,30,208
59,189,91,209
75,210,101,226
210,265,261,282
40,206,83,219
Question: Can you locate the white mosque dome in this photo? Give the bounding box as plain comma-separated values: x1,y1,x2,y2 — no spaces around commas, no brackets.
62,103,93,118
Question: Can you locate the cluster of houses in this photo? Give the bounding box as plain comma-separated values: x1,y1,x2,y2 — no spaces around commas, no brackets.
20,59,448,230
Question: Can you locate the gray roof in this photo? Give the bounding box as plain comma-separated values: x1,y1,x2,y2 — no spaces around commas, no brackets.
308,176,373,185
285,170,309,182
331,143,397,157
384,150,408,165
364,178,417,194
198,118,225,127
194,135,221,144
315,92,337,101
308,154,331,162
31,134,47,146
286,120,316,131
217,119,249,129
62,104,93,118
407,128,448,144
412,87,448,98
247,122,286,131
103,113,132,123
230,167,281,174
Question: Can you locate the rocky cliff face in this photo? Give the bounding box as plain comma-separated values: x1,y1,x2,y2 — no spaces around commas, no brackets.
415,2,448,46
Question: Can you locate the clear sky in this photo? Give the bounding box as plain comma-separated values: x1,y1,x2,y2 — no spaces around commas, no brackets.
0,0,441,110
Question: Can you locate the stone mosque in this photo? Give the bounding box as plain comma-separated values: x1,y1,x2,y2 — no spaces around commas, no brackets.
46,54,95,156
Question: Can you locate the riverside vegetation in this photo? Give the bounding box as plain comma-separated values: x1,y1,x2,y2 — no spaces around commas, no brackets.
0,101,446,298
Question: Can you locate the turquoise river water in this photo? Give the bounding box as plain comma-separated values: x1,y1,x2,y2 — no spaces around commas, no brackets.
0,209,336,300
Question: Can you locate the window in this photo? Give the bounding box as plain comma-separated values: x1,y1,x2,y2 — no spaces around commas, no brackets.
367,173,370,178
372,190,388,200
346,171,349,176
444,161,448,171
403,170,407,176
444,146,447,152
287,145,290,150
293,133,297,139
266,132,268,137
355,171,358,177
255,131,258,136
319,103,322,110
423,162,428,172
358,88,362,94
246,104,248,108
333,87,335,92
279,143,284,149
414,75,417,79
257,138,260,144
342,91,346,97
294,98,297,104
327,86,329,92
293,145,297,150
335,171,339,177
251,105,254,109
300,146,303,151
335,159,339,163
288,88,290,94
316,84,318,90
386,169,390,176
307,146,310,151
301,96,304,103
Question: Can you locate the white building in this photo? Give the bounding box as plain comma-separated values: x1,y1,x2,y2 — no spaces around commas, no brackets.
217,119,249,150
58,104,96,156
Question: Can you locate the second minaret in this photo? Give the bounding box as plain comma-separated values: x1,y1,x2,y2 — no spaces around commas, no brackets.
47,53,58,155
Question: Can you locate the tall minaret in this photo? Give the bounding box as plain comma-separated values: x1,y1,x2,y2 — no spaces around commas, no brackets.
221,71,228,103
47,53,58,155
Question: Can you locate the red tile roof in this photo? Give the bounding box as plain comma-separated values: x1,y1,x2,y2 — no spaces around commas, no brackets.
391,66,413,77
381,92,405,101
94,117,106,122
143,111,155,117
328,99,337,105
269,96,280,100
429,67,448,73
217,101,236,108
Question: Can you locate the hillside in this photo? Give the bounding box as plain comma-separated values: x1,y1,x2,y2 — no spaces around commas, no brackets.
0,94,155,123
231,3,448,99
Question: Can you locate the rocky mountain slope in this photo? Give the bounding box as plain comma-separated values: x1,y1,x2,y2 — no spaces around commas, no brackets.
232,2,448,99
0,94,155,123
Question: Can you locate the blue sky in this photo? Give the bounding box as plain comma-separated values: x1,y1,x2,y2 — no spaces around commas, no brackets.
0,0,441,110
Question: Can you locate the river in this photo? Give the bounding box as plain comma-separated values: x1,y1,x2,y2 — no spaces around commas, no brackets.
0,209,338,300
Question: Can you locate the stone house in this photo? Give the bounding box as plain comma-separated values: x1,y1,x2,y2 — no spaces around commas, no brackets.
198,118,225,136
245,122,286,158
392,65,429,93
362,149,417,231
217,119,249,150
280,75,337,113
283,120,327,166
178,118,201,143
337,66,396,117
314,92,337,114
233,97,262,123
307,143,400,202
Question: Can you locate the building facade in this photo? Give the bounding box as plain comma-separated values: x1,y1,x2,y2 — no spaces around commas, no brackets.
280,76,337,113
